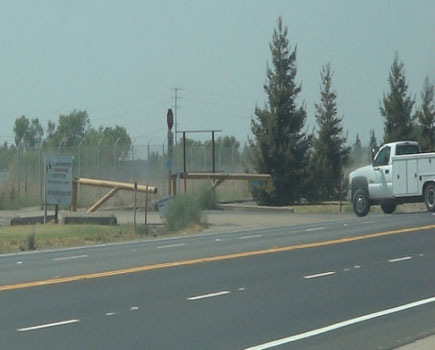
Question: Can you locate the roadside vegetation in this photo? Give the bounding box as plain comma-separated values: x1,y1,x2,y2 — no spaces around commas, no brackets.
163,185,216,232
0,224,160,254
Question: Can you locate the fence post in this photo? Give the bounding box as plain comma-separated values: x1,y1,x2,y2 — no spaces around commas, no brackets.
162,143,166,195
16,145,20,197
131,144,135,182
203,145,207,171
39,147,42,204
133,180,137,233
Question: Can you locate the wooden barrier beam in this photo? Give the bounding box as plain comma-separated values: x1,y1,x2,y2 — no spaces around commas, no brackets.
179,173,271,181
75,178,157,194
87,187,120,213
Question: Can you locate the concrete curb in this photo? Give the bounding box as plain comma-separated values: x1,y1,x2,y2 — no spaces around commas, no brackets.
395,334,435,350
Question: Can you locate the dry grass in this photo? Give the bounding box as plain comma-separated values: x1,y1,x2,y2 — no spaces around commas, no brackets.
0,223,160,254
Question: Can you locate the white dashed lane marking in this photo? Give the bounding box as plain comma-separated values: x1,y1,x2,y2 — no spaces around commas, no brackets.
156,243,185,249
52,255,87,262
388,256,412,263
239,235,263,240
187,291,231,301
304,272,336,279
305,227,325,232
17,319,79,332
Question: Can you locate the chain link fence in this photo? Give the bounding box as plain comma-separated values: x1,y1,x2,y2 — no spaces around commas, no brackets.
0,142,254,209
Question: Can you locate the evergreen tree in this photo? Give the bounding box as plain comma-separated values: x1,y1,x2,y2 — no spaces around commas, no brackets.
351,133,363,166
310,64,350,200
416,77,435,151
368,129,378,161
380,53,416,143
250,17,310,205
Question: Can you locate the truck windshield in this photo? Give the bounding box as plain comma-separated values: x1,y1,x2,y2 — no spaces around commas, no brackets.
395,144,420,155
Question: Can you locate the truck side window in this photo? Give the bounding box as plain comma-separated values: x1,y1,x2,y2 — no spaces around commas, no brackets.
373,146,391,166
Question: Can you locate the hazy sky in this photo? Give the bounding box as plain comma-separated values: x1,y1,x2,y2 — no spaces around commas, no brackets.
1,0,434,147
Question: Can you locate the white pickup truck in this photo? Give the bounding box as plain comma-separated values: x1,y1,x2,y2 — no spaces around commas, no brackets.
349,141,435,216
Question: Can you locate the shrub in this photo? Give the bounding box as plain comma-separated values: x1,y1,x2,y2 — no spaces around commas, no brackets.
164,187,216,232
20,228,36,251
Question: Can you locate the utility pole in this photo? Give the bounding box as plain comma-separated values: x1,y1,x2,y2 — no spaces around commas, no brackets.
171,88,182,145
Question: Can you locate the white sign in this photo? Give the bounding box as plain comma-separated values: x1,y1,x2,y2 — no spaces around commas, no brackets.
157,196,173,218
45,155,74,205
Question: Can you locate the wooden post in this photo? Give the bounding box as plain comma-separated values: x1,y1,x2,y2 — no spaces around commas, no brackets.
145,184,148,226
44,203,47,224
54,204,58,224
171,175,177,196
168,169,172,195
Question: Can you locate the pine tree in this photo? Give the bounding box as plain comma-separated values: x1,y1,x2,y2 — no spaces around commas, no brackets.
368,129,378,162
380,53,416,143
250,17,310,205
417,77,435,151
310,64,350,200
351,133,363,166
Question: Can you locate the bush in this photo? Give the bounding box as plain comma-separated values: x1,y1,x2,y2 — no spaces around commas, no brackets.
164,187,216,232
20,229,36,251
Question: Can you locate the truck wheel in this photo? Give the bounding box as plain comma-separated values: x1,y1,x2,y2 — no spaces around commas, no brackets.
353,189,370,217
381,203,396,214
424,183,435,212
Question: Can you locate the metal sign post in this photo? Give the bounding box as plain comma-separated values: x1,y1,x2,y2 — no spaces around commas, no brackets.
167,109,174,195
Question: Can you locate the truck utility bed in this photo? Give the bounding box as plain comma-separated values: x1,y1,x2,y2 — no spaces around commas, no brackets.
392,152,435,197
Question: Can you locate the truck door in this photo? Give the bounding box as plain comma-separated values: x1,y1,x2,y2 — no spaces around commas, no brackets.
370,146,393,199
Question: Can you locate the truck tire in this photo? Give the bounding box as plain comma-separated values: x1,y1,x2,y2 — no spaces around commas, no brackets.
381,203,396,214
353,189,370,217
424,183,435,212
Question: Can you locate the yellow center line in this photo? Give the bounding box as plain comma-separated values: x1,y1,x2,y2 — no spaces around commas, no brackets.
1,224,434,292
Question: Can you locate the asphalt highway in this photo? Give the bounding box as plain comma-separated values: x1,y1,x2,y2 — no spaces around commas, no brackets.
1,211,435,349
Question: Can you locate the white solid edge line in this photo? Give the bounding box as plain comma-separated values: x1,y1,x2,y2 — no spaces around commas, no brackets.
304,271,336,279
187,291,230,301
52,255,88,261
242,296,435,350
388,256,412,263
17,319,79,332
